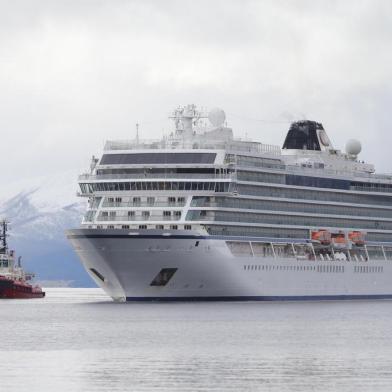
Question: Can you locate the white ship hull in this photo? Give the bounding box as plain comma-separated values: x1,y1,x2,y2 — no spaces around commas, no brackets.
67,229,392,302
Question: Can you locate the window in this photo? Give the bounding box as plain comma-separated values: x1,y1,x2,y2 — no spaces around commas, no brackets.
237,171,285,185
184,225,192,230
108,225,114,229
147,197,155,205
170,225,178,230
286,175,350,190
156,225,164,229
133,197,141,205
121,225,129,229
90,268,105,282
139,225,147,229
128,211,135,217
108,197,114,203
102,211,108,217
100,152,216,165
178,197,186,204
174,211,181,217
115,197,122,203
168,197,176,205
109,211,116,217
142,211,150,218
163,211,171,217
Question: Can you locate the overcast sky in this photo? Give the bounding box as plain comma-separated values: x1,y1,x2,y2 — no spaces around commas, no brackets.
1,0,392,186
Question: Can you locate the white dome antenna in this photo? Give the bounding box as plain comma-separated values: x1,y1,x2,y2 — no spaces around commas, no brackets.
345,139,362,157
208,108,226,127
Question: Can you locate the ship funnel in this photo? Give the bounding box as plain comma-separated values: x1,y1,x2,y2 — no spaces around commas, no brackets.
282,120,333,152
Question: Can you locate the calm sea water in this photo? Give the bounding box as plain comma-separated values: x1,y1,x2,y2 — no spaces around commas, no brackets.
1,288,392,391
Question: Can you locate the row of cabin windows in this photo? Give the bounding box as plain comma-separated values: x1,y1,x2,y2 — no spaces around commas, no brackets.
191,196,392,219
237,184,392,207
225,154,285,169
351,182,392,192
97,168,218,175
105,224,192,230
191,210,392,231
236,169,392,193
106,196,186,205
244,264,345,273
101,211,182,218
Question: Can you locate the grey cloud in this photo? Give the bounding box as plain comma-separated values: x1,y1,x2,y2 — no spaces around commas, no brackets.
0,0,392,186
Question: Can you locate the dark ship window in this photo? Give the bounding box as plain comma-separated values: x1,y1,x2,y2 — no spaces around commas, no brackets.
90,268,105,282
100,152,216,165
282,121,323,151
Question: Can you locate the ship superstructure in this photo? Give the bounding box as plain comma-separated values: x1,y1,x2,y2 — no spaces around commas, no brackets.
67,105,392,301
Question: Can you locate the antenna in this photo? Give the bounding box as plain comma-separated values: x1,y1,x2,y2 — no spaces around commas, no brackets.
136,123,140,145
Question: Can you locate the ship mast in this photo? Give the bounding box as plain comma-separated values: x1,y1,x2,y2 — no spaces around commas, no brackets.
0,220,8,254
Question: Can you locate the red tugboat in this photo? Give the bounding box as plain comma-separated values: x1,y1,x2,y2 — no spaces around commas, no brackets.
0,220,45,299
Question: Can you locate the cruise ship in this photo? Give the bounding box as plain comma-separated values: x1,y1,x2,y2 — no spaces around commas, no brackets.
67,105,392,302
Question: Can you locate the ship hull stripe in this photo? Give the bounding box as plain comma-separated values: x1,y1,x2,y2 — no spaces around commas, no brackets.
125,294,392,302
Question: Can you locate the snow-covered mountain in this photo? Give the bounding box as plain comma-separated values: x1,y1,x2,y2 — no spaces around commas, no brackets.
0,171,95,287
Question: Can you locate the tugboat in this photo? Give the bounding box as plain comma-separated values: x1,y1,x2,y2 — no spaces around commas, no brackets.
0,220,45,299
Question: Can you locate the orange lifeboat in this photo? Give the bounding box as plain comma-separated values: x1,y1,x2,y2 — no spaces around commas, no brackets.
348,231,365,246
311,229,331,245
331,232,347,248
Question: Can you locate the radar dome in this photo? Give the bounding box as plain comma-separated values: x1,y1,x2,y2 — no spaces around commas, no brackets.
208,108,226,127
345,139,362,156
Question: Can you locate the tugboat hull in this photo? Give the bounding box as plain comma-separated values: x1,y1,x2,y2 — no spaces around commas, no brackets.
0,276,45,299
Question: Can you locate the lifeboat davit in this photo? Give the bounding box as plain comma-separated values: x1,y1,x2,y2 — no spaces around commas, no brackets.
311,229,331,245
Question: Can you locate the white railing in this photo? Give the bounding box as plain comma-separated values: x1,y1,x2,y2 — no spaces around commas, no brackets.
103,138,281,155
227,240,392,261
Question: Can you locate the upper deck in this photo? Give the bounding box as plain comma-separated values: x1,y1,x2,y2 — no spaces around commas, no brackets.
80,105,392,187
